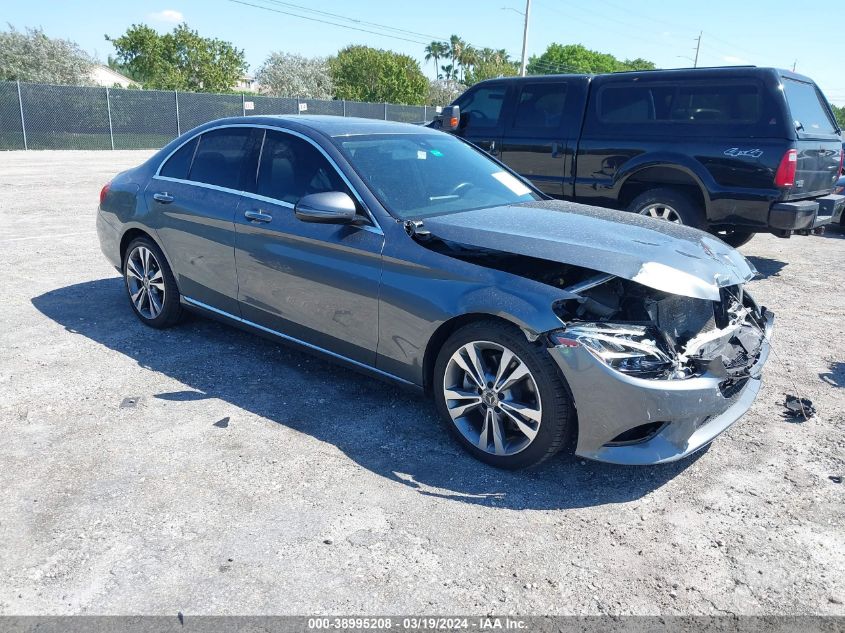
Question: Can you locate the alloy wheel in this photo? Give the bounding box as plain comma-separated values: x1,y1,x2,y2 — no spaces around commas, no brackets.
126,245,166,319
639,203,683,224
442,341,542,456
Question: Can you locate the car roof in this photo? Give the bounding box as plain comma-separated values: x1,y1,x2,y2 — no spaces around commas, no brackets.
203,114,438,138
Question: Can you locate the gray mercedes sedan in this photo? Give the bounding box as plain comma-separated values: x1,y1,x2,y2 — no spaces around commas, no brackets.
97,115,773,469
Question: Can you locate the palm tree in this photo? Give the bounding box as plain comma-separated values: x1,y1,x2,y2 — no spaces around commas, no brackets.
448,35,465,78
424,41,447,79
459,45,478,83
441,63,456,81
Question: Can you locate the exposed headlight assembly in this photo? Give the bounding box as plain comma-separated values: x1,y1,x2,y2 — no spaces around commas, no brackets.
552,323,678,378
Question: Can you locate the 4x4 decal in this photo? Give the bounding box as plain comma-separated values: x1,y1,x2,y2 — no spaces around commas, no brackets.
724,147,764,158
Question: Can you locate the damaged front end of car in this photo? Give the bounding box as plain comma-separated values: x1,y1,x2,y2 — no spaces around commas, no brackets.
547,275,773,464
413,221,773,465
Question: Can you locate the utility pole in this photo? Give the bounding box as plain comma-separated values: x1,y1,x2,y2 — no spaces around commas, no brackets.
792,59,797,72
693,30,702,68
520,0,531,76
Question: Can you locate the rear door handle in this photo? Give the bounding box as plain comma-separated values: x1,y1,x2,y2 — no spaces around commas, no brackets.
153,192,174,204
488,140,499,156
244,210,273,223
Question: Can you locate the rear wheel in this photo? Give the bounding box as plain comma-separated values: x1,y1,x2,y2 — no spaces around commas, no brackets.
627,187,707,229
123,237,181,328
433,320,574,469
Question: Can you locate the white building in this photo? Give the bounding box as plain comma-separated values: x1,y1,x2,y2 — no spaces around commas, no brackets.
89,65,139,89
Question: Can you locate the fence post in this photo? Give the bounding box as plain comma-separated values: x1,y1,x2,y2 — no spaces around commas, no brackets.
384,102,388,120
242,92,246,116
105,87,115,150
16,81,28,150
342,100,346,117
174,90,181,136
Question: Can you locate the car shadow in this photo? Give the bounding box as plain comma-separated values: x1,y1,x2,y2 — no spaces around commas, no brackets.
819,361,845,389
32,278,703,511
746,256,788,279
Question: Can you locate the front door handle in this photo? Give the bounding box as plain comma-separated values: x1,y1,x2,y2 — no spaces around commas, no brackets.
244,209,273,223
153,192,174,204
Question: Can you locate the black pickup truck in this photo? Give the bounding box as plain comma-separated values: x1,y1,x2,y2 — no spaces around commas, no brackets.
433,67,844,246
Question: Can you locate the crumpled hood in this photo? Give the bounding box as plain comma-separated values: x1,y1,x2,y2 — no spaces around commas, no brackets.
421,199,757,301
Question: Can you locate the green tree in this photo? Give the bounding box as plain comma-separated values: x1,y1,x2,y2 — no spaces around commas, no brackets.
329,45,427,105
256,52,333,98
424,41,448,79
831,104,845,129
527,43,655,75
0,25,94,85
465,48,519,85
106,23,247,92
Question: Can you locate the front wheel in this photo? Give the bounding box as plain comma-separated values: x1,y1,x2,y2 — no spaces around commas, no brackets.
433,320,574,469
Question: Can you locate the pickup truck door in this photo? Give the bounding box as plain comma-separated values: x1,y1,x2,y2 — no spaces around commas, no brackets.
452,82,510,159
499,78,588,199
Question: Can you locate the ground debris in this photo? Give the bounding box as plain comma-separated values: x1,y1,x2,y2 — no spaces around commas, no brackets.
783,395,815,421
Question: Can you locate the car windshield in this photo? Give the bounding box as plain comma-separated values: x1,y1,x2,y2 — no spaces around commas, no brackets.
335,133,542,219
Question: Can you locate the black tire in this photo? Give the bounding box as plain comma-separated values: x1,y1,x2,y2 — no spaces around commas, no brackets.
122,236,182,328
714,229,755,248
433,320,574,469
627,187,707,230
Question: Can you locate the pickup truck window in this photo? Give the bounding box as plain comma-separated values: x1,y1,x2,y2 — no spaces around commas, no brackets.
512,83,567,130
598,83,761,124
456,85,507,131
782,78,837,135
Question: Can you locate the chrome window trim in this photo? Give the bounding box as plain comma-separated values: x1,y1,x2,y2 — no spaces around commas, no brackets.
181,296,414,386
153,122,383,233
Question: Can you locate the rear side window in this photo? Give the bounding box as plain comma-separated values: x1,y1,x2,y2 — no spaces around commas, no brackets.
512,82,567,129
160,136,198,179
782,78,837,134
672,84,760,122
188,128,254,190
254,130,346,204
456,85,507,131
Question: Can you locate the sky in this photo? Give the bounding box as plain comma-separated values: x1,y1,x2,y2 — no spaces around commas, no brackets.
5,0,844,106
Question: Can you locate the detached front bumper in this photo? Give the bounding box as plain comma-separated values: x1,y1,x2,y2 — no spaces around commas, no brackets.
548,310,773,465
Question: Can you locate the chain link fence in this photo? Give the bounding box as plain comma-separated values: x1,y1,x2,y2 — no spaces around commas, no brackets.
0,81,442,151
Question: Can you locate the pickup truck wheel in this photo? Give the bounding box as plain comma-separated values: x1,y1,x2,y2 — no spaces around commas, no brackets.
628,188,707,230
714,229,755,248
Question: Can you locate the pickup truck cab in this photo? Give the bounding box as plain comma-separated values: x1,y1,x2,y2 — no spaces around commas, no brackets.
434,67,844,246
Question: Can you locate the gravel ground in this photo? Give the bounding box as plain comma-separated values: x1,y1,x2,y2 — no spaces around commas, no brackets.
0,150,843,616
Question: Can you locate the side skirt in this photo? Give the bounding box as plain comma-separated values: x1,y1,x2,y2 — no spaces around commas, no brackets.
180,296,422,392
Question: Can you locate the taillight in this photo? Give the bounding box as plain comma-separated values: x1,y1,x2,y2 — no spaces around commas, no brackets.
99,182,111,206
838,147,844,175
774,149,797,188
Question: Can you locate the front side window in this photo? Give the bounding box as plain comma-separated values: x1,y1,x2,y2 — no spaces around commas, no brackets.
254,130,347,204
782,78,837,134
512,83,567,129
455,85,507,131
188,128,254,190
337,133,541,220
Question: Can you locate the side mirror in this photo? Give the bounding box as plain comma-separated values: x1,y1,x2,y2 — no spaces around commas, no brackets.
439,105,460,132
295,192,358,224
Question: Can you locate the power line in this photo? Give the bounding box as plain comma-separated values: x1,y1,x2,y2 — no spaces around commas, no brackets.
227,0,430,45
260,0,452,43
